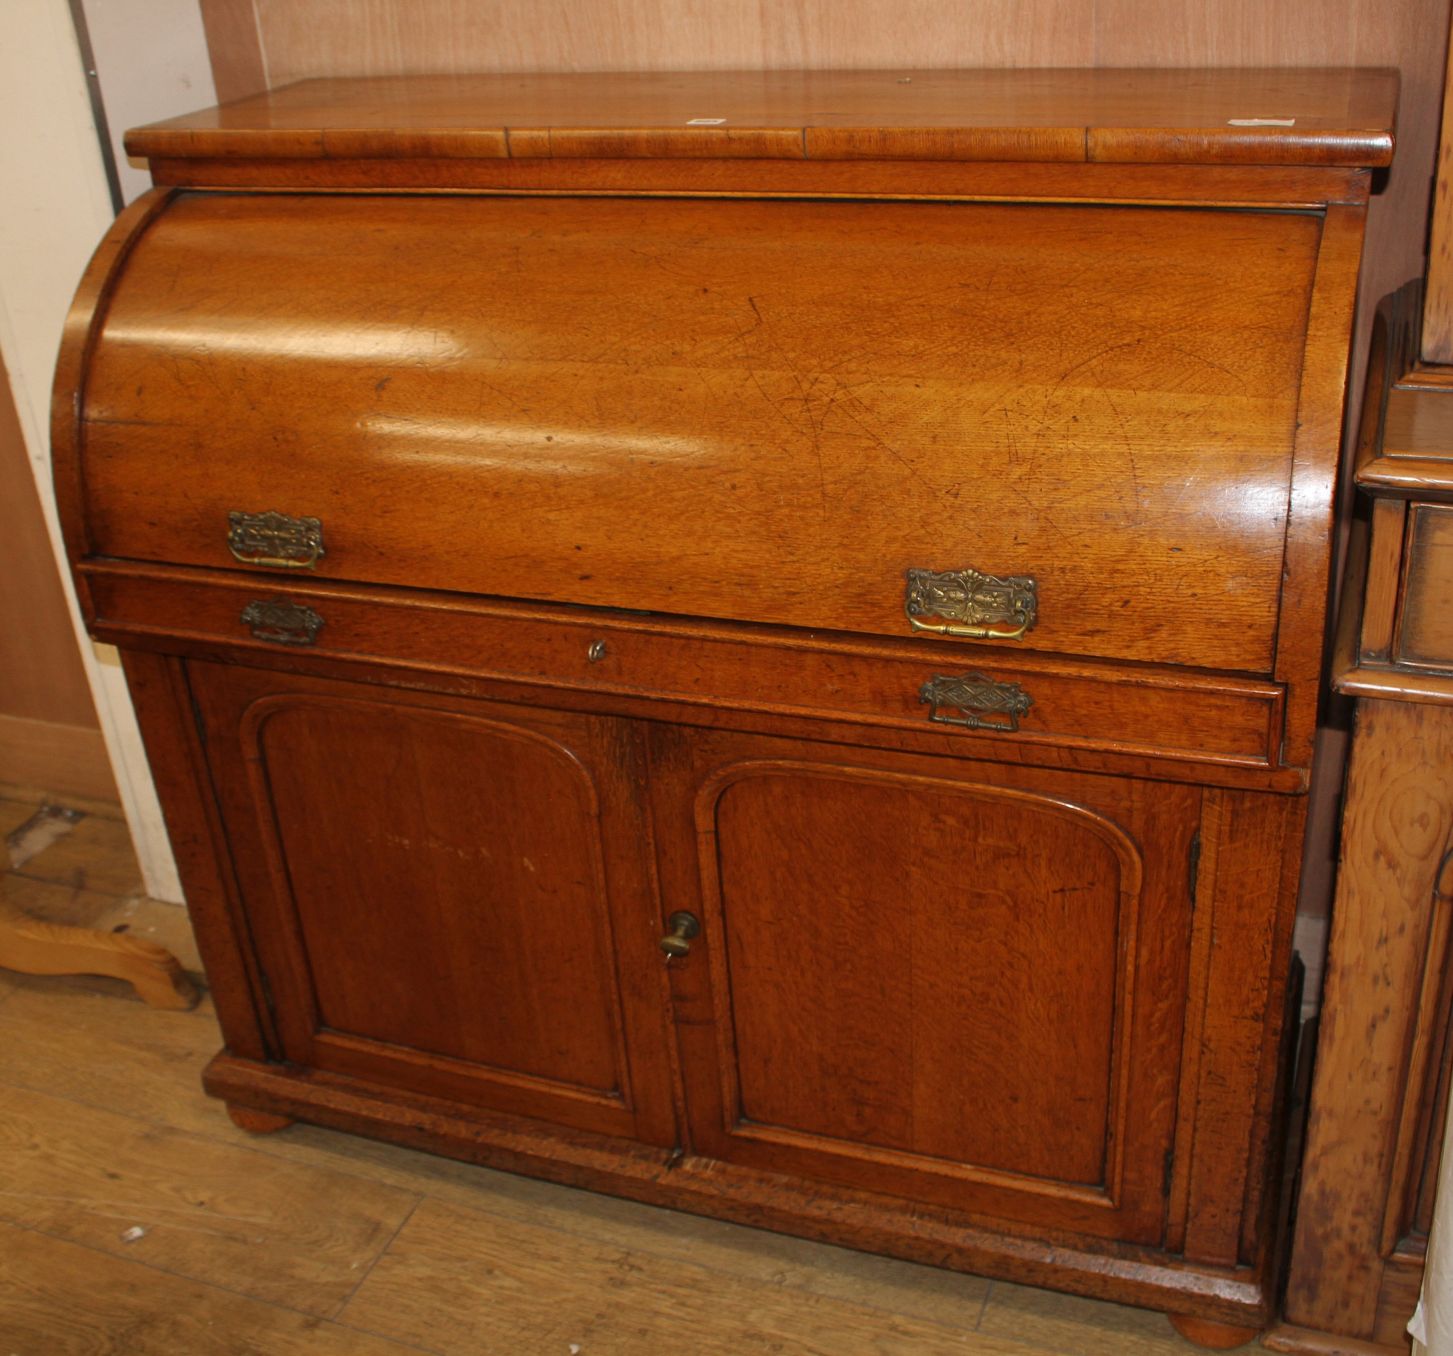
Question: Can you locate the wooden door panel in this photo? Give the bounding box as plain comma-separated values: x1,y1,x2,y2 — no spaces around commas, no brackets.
654,730,1197,1244
190,662,675,1144
714,767,1129,1182
254,697,622,1091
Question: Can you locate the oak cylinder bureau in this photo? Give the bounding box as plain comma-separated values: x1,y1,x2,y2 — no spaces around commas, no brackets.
53,70,1398,1345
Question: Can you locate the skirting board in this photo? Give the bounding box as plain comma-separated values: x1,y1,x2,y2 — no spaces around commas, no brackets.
0,713,118,803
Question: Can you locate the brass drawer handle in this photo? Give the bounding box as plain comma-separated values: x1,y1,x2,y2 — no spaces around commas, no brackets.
241,600,324,647
920,672,1032,733
905,566,1037,640
228,510,325,570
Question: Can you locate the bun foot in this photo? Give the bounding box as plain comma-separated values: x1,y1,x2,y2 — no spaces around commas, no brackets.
1168,1314,1259,1349
226,1104,293,1135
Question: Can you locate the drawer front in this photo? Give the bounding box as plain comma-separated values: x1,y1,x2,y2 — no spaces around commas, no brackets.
79,192,1320,673
1396,503,1453,671
86,567,1286,774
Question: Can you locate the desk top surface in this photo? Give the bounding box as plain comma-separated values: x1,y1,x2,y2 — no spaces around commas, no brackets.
125,67,1398,167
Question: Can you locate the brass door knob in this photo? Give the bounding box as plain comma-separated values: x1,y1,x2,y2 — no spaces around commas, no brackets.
659,911,701,958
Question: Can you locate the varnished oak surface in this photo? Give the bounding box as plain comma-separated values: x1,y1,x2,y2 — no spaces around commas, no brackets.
126,68,1398,166
50,69,1385,1346
1282,699,1453,1343
1370,385,1453,493
1280,283,1453,1353
0,782,1223,1354
81,191,1319,675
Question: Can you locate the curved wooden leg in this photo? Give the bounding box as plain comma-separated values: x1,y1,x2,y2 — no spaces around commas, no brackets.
0,896,199,1010
1168,1313,1260,1349
226,1104,294,1135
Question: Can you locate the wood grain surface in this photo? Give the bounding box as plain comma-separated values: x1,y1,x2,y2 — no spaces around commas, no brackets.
0,1225,423,1356
126,68,1397,166
191,0,1448,376
80,191,1322,675
0,1084,417,1315
0,793,1230,1351
189,661,680,1148
0,351,96,735
50,61,1382,1346
1423,48,1453,363
1284,698,1453,1338
1398,504,1453,667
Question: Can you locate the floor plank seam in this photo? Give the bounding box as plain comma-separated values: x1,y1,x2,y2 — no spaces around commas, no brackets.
0,1056,1008,1341
0,1212,373,1328
976,1278,995,1330
331,1193,426,1322
343,1183,999,1340
6,865,143,899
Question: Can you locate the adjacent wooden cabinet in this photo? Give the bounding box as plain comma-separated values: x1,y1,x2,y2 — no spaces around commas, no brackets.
1271,283,1453,1354
54,70,1400,1346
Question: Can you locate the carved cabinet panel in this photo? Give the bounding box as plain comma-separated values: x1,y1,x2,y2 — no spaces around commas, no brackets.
188,662,679,1146
650,730,1199,1244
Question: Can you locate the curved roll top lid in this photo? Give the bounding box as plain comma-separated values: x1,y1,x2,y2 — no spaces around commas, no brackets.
72,189,1324,673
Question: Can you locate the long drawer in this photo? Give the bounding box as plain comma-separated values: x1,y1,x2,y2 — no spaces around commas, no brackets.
85,564,1288,777
75,191,1322,674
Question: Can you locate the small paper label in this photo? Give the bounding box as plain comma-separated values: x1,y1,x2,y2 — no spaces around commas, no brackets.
1227,117,1296,127
686,118,727,125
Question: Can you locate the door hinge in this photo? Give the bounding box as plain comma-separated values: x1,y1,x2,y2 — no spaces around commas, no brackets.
1163,1147,1175,1197
1187,830,1202,910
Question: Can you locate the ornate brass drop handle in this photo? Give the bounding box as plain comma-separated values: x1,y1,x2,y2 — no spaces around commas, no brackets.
920,672,1032,733
228,510,326,570
658,911,701,958
240,600,324,647
905,566,1037,640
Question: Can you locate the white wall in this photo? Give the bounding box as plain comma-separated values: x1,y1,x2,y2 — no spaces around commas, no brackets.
1,0,215,901
82,0,217,203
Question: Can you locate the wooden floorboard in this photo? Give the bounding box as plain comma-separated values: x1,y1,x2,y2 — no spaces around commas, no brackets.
0,1222,435,1355
0,783,1210,1353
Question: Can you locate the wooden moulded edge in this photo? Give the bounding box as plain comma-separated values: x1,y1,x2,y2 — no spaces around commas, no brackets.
202,1050,1275,1329
123,68,1398,171
137,154,1374,208
80,560,1303,794
49,186,178,622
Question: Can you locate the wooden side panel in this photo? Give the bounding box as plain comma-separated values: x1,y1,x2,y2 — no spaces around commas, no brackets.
1284,699,1453,1338
117,650,273,1063
1277,204,1368,765
81,191,1320,674
1177,787,1300,1266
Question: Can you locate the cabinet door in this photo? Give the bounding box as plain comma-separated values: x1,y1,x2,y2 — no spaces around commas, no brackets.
189,662,676,1146
650,728,1198,1245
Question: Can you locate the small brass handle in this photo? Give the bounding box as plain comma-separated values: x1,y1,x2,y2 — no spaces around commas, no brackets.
241,600,324,647
228,510,325,570
659,911,701,958
905,566,1037,641
908,615,1032,641
920,672,1032,733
